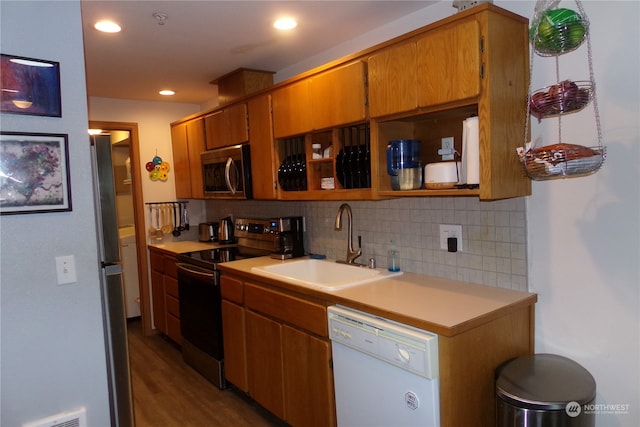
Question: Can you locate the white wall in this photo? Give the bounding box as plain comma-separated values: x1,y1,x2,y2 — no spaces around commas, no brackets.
520,2,640,425
88,97,208,241
0,1,111,425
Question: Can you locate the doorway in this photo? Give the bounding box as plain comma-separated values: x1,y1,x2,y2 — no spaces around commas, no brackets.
90,120,154,337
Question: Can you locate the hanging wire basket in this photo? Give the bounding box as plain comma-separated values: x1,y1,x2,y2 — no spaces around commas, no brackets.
518,0,605,181
529,80,593,121
531,11,589,56
518,143,605,180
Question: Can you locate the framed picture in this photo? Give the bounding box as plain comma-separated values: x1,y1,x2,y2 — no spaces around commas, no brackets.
0,54,61,117
0,132,72,214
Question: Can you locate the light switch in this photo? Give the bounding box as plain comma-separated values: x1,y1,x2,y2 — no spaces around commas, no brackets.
55,255,77,285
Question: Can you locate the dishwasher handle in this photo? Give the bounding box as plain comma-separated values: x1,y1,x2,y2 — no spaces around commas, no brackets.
176,262,217,282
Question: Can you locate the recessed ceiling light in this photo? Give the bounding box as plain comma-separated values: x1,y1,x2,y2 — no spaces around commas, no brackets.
273,17,297,30
159,90,175,96
88,129,103,135
94,20,121,33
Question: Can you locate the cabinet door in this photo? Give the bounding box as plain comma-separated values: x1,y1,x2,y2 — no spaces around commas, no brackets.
246,310,285,419
221,300,248,392
204,110,225,150
206,104,250,150
171,122,191,199
226,103,249,145
282,325,335,427
172,119,205,199
417,19,481,107
368,42,418,118
186,118,205,199
310,61,367,130
150,270,166,334
272,79,312,138
248,94,277,199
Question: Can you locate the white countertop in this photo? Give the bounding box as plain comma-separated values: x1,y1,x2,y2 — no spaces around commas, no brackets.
148,242,536,336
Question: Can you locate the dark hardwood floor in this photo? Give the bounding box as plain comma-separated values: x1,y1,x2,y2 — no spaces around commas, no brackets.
127,318,286,427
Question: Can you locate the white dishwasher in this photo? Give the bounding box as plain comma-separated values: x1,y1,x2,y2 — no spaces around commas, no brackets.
328,305,440,427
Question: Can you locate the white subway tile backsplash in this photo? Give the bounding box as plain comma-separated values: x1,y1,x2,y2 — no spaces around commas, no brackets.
206,196,528,291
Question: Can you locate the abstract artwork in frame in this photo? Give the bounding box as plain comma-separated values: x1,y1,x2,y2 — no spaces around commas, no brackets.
0,54,61,117
0,132,72,214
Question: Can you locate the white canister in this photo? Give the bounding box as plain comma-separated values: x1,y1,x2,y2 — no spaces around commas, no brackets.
424,161,461,189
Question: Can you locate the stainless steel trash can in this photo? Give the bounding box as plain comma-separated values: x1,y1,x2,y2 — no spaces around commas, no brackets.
496,353,596,427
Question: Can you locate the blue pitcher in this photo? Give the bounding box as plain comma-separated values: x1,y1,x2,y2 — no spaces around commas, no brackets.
386,139,421,176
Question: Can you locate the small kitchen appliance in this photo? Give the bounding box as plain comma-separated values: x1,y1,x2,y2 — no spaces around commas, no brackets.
175,216,305,389
386,139,423,190
198,222,219,242
218,216,235,244
201,144,252,199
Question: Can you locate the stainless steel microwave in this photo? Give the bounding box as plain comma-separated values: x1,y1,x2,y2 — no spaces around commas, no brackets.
201,144,252,199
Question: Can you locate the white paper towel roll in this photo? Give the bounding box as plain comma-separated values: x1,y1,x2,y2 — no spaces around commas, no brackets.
461,116,479,185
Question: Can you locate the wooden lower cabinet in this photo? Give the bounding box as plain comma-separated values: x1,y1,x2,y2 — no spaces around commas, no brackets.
149,247,181,344
220,274,335,426
221,300,248,392
246,310,286,419
282,325,335,427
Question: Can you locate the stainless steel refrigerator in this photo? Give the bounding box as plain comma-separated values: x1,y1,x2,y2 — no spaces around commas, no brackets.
91,134,135,427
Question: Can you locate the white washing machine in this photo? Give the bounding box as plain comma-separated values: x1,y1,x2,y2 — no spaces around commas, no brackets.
119,226,140,318
328,305,440,427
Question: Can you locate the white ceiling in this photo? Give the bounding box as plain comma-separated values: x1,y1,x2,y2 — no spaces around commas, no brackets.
81,0,438,105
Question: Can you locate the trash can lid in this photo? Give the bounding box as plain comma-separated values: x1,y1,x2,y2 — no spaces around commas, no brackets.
496,353,596,410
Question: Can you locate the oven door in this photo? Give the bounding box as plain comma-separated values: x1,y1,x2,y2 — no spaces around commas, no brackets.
176,262,224,374
201,144,252,199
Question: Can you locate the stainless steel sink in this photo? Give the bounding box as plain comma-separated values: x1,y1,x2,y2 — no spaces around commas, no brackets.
251,258,402,291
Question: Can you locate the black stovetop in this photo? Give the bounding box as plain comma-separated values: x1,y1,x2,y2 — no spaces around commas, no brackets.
176,245,270,270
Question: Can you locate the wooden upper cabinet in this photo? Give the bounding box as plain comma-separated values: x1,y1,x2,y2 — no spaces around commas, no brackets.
310,61,367,130
417,18,481,107
272,79,312,138
248,94,277,199
171,122,190,199
171,118,205,199
368,41,418,118
205,102,249,150
186,119,205,199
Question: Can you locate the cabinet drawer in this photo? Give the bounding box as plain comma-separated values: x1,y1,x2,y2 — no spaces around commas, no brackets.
166,295,180,318
165,276,179,298
164,256,178,278
221,275,244,304
166,314,182,345
245,283,327,337
149,251,165,273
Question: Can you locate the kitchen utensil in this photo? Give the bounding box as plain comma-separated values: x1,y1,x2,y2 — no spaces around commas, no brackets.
177,203,185,231
218,216,234,244
148,205,156,239
172,204,181,237
298,137,307,190
336,129,346,188
344,127,353,189
199,222,218,242
161,204,172,234
387,139,421,190
182,204,190,230
424,161,461,189
391,167,423,190
153,206,163,240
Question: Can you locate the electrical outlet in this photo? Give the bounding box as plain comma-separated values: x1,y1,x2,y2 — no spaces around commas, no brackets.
55,255,77,285
439,224,463,251
439,137,455,160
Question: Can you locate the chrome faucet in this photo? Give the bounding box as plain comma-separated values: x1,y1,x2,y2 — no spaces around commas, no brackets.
334,203,362,265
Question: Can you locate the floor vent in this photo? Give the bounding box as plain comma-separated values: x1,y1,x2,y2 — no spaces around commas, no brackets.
23,407,87,427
